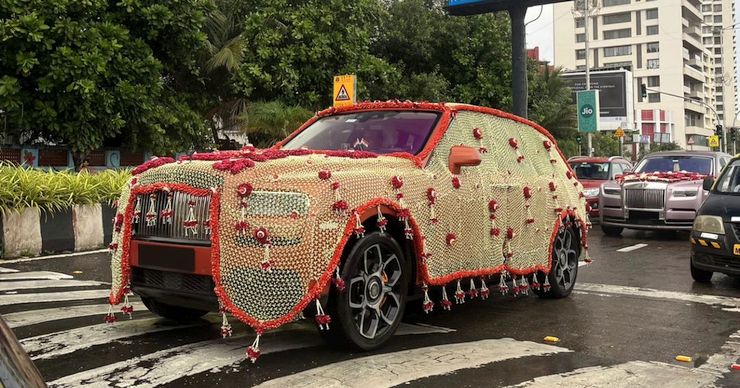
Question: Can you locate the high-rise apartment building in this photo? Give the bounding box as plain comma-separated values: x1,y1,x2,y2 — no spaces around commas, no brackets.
553,0,737,150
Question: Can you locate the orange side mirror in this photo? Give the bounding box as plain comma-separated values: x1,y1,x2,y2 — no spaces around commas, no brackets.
448,145,482,174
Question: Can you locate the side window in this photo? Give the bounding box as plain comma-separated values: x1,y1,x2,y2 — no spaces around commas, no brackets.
720,157,729,169
610,163,623,179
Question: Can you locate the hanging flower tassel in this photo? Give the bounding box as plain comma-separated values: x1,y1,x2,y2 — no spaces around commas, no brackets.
403,219,413,240
120,289,134,319
512,276,521,296
255,226,272,271
376,205,388,233
519,276,529,295
480,278,490,299
440,286,453,310
333,267,345,292
133,197,141,224
104,304,117,324
160,192,173,224
422,284,434,314
204,218,211,236
220,308,233,338
353,211,365,238
531,274,541,290
314,299,331,330
183,201,198,235
145,194,157,226
543,275,551,292
246,334,262,363
473,127,487,153
454,280,465,304
467,278,479,299
498,272,509,295
488,200,500,237
427,188,438,223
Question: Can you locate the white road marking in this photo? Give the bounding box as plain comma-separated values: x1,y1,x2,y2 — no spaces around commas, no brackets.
0,249,108,264
47,321,457,388
0,289,109,306
575,283,740,309
3,302,146,328
255,338,571,388
512,329,740,387
0,267,19,273
616,243,648,253
22,317,213,360
0,271,74,281
0,279,103,292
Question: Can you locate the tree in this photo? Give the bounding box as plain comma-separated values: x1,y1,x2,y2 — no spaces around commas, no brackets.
244,101,313,147
0,0,212,167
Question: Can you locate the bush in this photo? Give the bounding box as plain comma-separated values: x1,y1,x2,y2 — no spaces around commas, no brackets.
0,164,131,215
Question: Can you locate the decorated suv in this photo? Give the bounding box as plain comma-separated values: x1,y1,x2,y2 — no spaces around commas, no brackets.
599,151,731,236
106,102,588,361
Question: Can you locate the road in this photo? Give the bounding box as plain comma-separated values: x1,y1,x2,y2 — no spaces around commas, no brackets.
1,228,739,387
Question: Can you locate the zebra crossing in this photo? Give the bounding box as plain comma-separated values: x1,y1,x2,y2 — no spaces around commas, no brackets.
1,264,739,387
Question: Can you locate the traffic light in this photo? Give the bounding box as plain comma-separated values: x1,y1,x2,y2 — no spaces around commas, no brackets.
576,134,582,143
640,84,647,99
716,124,723,138
731,127,737,142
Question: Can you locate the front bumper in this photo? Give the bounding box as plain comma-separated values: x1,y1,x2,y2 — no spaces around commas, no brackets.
690,228,740,276
601,209,694,231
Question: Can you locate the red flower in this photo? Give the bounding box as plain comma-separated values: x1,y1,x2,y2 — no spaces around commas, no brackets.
331,181,341,191
391,176,404,189
332,200,348,212
523,186,533,200
446,233,457,246
549,181,557,192
473,127,483,140
506,227,515,240
543,140,552,151
490,227,501,237
426,188,437,205
452,176,461,189
237,183,253,197
566,170,574,179
508,137,519,149
235,221,250,234
254,227,270,245
318,170,332,180
488,199,499,213
114,213,124,232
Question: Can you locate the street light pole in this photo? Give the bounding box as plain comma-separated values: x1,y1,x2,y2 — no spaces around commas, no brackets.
584,0,592,156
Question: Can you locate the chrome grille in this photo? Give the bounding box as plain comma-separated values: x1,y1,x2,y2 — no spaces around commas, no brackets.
624,188,665,210
133,191,211,242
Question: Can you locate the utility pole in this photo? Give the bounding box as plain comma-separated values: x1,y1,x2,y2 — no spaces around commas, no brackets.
584,0,592,156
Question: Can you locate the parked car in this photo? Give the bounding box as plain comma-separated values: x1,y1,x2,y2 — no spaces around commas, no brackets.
568,156,632,220
599,151,731,236
0,315,46,388
108,102,588,356
690,155,740,282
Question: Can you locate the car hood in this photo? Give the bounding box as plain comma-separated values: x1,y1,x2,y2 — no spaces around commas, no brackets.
698,192,740,219
578,179,607,189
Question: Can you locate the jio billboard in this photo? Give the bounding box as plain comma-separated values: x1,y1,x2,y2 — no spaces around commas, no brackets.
447,0,570,15
561,69,634,130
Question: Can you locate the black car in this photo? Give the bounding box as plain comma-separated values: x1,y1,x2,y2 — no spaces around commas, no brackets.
690,156,740,282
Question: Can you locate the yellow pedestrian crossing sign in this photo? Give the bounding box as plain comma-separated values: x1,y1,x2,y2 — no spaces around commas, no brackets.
614,127,624,138
333,74,356,107
709,135,720,148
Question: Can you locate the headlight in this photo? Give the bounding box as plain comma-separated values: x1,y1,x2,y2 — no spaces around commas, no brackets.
582,187,600,198
603,187,621,195
672,189,698,197
693,215,725,234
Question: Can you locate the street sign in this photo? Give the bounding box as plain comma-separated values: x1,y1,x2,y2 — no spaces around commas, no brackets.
333,74,357,107
709,135,720,148
614,127,624,138
576,90,600,133
687,137,695,146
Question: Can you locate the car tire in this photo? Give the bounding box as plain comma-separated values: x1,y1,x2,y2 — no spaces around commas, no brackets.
601,225,623,237
141,297,208,322
533,225,580,299
690,261,713,283
322,231,409,351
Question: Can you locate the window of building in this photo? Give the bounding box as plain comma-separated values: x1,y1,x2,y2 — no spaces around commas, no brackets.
647,76,660,87
717,95,724,102
704,16,712,24
646,42,659,53
646,25,659,35
715,47,722,54
703,26,712,34
717,86,723,93
702,4,711,12
604,28,631,39
714,15,723,23
605,61,632,68
715,37,721,44
604,45,631,57
647,58,659,69
648,93,661,102
575,17,585,28
603,12,631,24
576,33,586,43
576,65,586,70
603,0,630,6
645,8,658,19
703,37,713,45
714,4,722,12
715,67,723,74
576,49,586,60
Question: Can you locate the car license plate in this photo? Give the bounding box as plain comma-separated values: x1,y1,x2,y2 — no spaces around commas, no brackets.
138,244,195,272
733,245,740,255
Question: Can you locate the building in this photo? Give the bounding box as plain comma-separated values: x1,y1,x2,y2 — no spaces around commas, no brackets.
553,0,737,150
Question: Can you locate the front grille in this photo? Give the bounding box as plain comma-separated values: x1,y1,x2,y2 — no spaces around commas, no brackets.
625,188,665,210
134,191,211,242
131,267,215,295
694,254,740,271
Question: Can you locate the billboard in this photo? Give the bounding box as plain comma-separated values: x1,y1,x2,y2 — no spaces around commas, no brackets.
447,0,570,15
561,69,633,130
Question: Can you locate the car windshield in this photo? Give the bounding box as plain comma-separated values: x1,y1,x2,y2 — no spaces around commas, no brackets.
569,162,610,180
714,160,740,193
635,156,713,175
281,111,440,155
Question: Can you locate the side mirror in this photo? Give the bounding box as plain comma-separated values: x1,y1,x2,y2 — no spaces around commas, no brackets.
703,177,715,191
448,145,481,175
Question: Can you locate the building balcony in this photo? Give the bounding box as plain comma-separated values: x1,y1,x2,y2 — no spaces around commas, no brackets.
688,56,703,68
685,125,713,137
682,0,703,22
684,64,706,82
683,24,702,38
689,89,705,99
683,33,704,52
684,100,706,114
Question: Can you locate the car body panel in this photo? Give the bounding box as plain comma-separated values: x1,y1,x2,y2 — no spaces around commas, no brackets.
568,156,631,219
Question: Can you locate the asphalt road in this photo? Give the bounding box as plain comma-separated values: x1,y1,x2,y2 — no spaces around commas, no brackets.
1,228,739,387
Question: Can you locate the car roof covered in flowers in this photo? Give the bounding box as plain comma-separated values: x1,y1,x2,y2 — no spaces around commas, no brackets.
108,101,588,343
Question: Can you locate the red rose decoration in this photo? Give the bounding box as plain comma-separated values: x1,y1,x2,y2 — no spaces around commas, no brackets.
426,188,437,204
549,181,557,192
391,176,404,189
543,140,552,151
473,127,483,140
452,176,461,189
332,200,348,212
446,233,457,246
566,170,574,179
237,183,253,197
331,181,341,191
114,213,124,232
508,138,519,149
523,186,533,200
506,227,515,240
488,199,499,213
490,227,501,237
254,227,270,245
318,170,332,180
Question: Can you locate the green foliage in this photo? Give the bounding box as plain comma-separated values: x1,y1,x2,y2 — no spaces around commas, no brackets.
0,164,130,215
244,101,313,147
0,0,212,163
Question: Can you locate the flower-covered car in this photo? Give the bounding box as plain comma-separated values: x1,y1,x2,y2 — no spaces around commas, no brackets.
599,151,731,236
107,102,589,360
